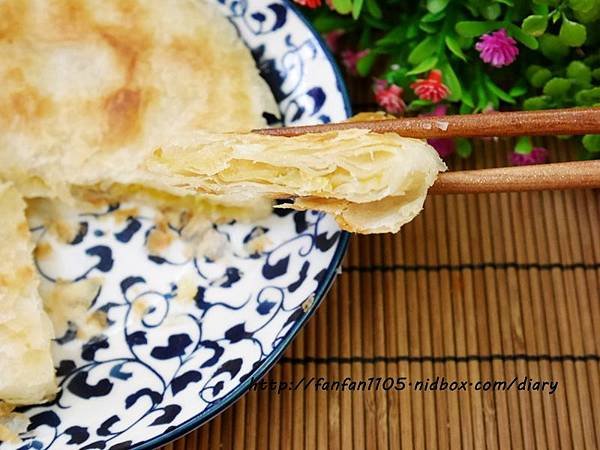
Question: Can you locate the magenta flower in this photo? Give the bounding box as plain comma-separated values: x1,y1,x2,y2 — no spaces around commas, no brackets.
475,29,519,68
341,49,369,75
423,105,455,158
510,147,549,165
373,79,405,114
429,104,449,116
325,30,344,53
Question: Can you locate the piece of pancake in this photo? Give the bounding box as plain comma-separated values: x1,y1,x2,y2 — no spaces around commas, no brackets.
2,126,446,234
0,183,56,406
0,0,445,234
0,0,278,200
134,129,446,234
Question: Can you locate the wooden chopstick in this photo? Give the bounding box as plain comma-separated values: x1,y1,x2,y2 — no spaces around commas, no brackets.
253,107,600,194
253,107,600,139
431,160,600,194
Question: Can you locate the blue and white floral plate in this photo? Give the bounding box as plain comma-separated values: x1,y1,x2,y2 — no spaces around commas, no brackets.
3,1,350,449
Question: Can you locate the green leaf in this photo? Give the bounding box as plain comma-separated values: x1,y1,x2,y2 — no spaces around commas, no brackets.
482,4,502,20
582,134,600,153
420,22,439,33
358,26,372,49
387,67,409,86
495,0,514,6
441,61,462,101
331,0,352,14
408,36,438,65
575,87,600,105
312,14,354,33
509,84,528,97
457,35,474,48
406,22,420,39
455,21,501,38
543,77,572,97
525,64,544,80
574,0,600,23
592,68,600,80
461,90,475,108
362,14,388,30
407,99,434,109
407,56,439,75
352,0,364,19
356,51,376,76
427,0,450,13
530,68,553,87
365,0,382,18
515,136,533,154
422,10,446,23
456,139,473,158
475,78,489,111
584,53,600,67
484,77,516,104
539,34,570,61
566,61,592,86
507,24,539,49
376,26,405,46
559,18,587,47
550,10,562,23
522,15,548,36
569,0,595,14
459,101,473,114
523,95,552,109
445,35,467,61
532,4,550,15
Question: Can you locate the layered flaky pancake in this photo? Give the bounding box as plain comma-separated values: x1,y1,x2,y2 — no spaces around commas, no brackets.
0,183,56,405
2,126,444,234
0,0,444,234
110,129,445,234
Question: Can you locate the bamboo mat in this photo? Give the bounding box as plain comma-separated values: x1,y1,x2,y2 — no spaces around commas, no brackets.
161,85,600,450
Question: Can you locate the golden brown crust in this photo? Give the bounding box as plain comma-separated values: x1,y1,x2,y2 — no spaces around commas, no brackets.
0,0,277,197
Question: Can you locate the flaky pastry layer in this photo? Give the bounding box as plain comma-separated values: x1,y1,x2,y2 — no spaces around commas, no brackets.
0,183,56,405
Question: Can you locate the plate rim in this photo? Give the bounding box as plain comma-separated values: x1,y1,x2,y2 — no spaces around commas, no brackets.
132,2,352,448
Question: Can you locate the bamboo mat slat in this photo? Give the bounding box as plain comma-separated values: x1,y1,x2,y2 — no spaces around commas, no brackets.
161,79,600,450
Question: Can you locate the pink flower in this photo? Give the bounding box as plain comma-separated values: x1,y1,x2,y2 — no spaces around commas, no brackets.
325,30,344,53
429,104,449,116
510,147,548,165
428,138,455,158
410,70,450,103
475,29,519,68
294,0,322,8
423,105,454,158
341,49,369,75
373,79,405,114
